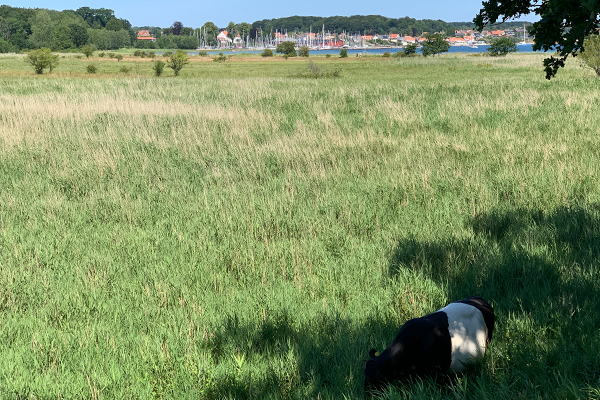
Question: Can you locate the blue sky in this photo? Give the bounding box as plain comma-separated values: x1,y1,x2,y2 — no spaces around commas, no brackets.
5,0,535,28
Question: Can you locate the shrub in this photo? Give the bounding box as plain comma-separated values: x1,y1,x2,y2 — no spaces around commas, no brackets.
382,51,391,57
115,54,123,62
289,60,341,79
119,66,131,73
298,46,310,57
261,49,273,57
488,37,518,56
98,52,105,57
86,64,97,74
163,51,173,58
108,52,115,58
136,51,155,58
153,60,165,77
213,52,227,62
340,49,348,58
325,53,331,58
198,51,208,57
25,48,59,74
81,45,94,58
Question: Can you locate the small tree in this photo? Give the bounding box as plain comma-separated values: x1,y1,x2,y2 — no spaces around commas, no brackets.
86,64,97,74
488,37,518,56
275,41,297,58
403,43,418,56
153,60,165,77
298,45,310,57
115,54,123,62
579,34,600,77
340,48,348,58
82,45,94,58
167,50,189,76
25,48,59,74
421,34,450,57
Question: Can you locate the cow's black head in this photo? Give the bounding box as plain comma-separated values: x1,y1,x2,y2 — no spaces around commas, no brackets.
364,348,388,394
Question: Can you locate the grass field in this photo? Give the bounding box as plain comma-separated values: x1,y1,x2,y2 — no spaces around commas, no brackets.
0,52,599,399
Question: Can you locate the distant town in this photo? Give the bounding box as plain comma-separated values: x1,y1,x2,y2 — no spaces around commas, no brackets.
136,27,531,50
0,5,532,53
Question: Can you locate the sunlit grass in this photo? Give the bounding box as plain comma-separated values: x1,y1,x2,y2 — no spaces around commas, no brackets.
0,53,598,398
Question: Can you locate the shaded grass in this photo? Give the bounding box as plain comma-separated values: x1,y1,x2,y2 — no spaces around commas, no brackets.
388,205,600,399
0,53,599,398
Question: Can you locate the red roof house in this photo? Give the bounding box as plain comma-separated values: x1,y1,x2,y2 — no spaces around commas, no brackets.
137,30,156,41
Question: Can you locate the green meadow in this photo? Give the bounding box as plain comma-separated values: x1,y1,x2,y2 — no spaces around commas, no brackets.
0,52,599,399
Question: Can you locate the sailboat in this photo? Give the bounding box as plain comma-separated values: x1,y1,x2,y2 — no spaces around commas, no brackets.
518,24,528,45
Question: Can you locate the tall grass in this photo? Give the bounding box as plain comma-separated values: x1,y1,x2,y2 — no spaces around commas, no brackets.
0,53,599,399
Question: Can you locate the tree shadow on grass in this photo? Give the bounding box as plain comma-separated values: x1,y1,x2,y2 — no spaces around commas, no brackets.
201,310,399,399
193,205,600,399
388,204,600,398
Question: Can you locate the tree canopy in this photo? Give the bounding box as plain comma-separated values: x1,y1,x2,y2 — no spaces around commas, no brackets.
487,37,518,56
105,17,124,31
474,0,600,78
199,21,220,47
166,50,189,76
579,35,600,77
226,21,236,40
421,33,450,57
75,7,115,28
275,41,297,57
171,21,183,35
25,47,59,74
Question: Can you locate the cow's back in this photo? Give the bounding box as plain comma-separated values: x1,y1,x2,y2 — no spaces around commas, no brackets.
440,300,491,372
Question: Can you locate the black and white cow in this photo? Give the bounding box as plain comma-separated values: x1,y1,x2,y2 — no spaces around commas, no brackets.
364,296,494,391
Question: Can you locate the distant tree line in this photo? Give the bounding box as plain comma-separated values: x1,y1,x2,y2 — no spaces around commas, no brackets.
0,5,133,52
0,5,200,53
251,15,530,36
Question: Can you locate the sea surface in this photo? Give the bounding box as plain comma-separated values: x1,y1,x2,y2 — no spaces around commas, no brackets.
182,44,538,56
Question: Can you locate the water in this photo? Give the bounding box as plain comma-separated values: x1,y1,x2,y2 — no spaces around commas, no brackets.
180,44,538,56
